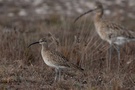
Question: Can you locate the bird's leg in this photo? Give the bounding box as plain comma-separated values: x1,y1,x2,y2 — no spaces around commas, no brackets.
115,45,121,72
109,44,113,60
107,44,113,71
117,46,120,60
55,68,59,82
58,69,61,81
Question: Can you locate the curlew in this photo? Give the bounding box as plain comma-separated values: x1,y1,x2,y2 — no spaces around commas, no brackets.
28,37,83,82
74,2,135,71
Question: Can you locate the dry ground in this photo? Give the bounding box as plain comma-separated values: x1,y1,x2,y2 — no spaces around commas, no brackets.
0,16,135,90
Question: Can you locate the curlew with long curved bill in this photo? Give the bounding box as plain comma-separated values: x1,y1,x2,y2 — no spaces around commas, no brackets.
74,2,135,71
28,37,84,82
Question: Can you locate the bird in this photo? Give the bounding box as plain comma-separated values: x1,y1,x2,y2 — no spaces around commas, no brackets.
28,37,83,82
74,1,135,71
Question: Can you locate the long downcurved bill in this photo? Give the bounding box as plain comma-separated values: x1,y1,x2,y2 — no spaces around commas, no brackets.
74,8,97,23
28,42,39,48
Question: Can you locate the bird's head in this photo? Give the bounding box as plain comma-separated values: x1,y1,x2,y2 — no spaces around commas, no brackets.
28,37,48,48
74,2,103,23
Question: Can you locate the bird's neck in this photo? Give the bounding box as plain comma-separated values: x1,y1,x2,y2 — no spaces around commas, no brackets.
93,11,104,32
42,44,49,51
94,9,103,23
94,14,102,22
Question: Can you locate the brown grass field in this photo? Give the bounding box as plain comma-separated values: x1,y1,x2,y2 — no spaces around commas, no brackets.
0,16,135,90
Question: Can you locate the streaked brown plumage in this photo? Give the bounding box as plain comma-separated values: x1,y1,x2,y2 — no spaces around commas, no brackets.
94,16,135,45
28,37,83,81
74,2,135,70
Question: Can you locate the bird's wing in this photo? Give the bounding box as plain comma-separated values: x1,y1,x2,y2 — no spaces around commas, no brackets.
48,50,70,67
49,50,83,71
105,22,135,39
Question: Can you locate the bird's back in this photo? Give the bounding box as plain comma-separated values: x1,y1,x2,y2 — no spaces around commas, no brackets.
94,19,135,44
41,49,83,71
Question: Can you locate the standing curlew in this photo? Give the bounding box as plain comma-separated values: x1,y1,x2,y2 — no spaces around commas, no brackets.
74,2,135,71
28,37,83,82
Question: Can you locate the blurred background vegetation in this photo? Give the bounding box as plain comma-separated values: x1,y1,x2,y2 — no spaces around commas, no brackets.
0,0,135,90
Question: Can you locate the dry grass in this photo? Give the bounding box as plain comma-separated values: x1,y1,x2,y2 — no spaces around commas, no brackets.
0,16,135,90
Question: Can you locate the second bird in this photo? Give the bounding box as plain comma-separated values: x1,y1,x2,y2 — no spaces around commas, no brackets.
74,2,135,71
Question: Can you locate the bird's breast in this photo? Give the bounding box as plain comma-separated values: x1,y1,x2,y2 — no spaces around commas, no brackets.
95,23,108,41
41,50,57,68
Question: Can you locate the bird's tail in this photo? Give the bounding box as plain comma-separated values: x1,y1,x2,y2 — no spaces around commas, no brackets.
128,38,135,42
69,62,84,72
